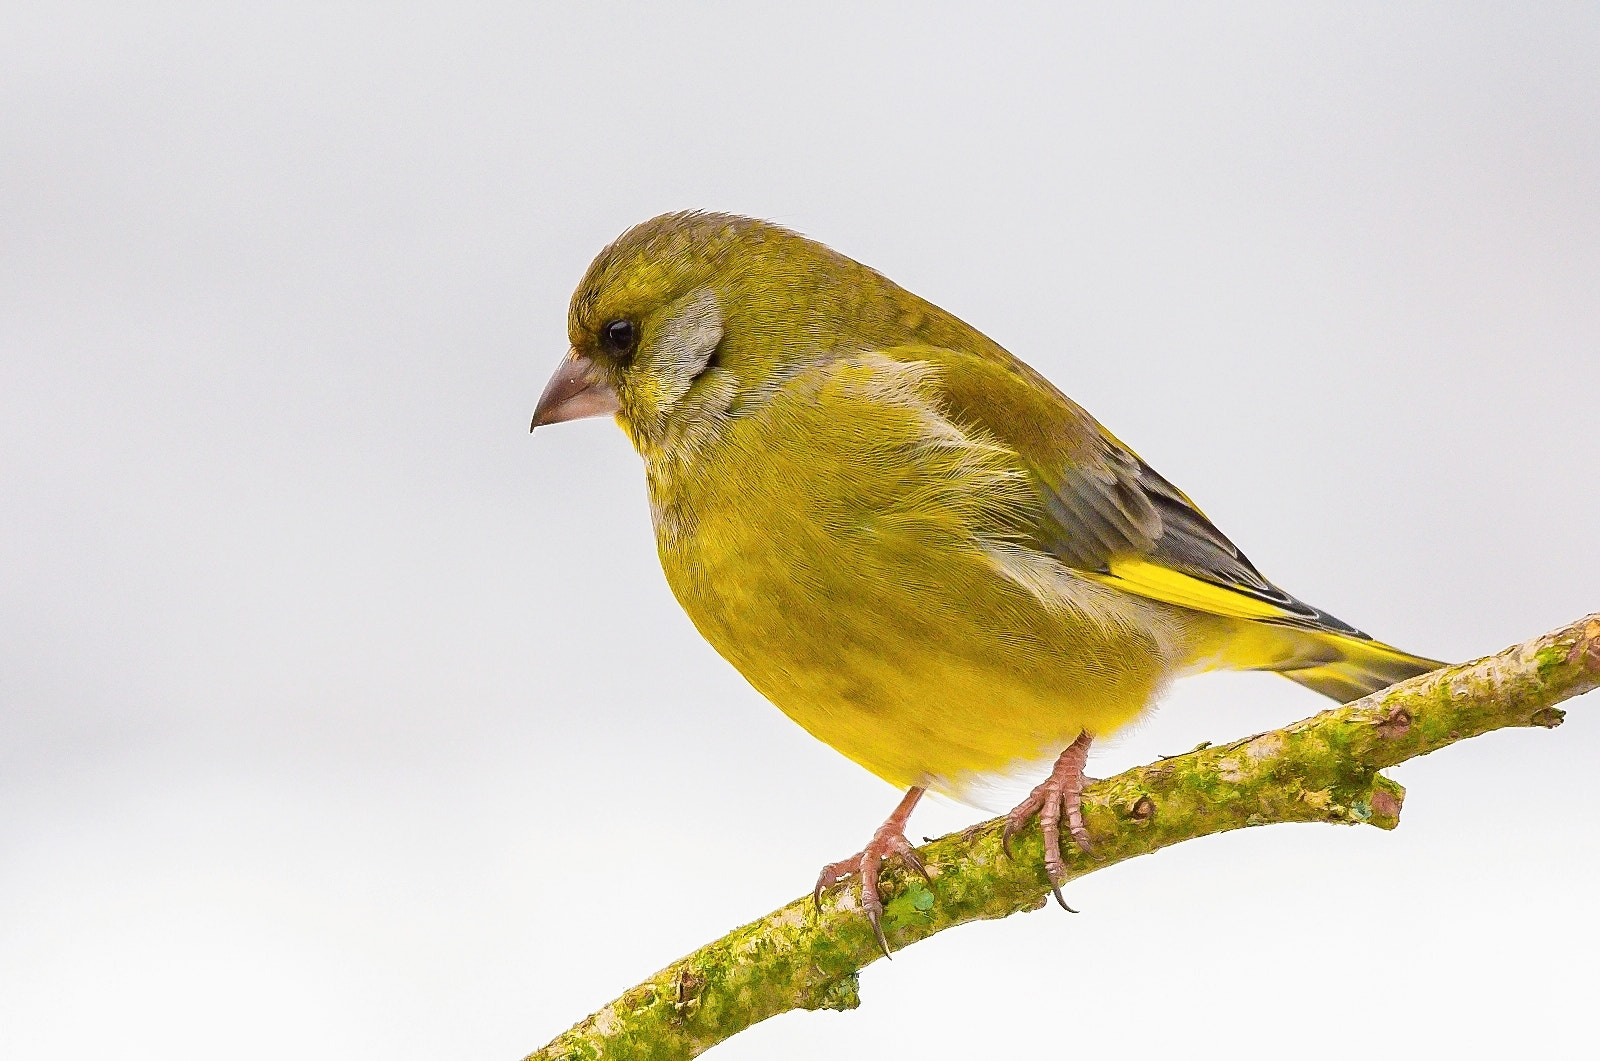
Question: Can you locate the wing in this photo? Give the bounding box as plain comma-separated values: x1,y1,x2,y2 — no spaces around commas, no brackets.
897,344,1370,639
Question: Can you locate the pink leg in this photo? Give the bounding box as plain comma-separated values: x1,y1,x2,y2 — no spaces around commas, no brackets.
1001,731,1093,911
813,786,929,958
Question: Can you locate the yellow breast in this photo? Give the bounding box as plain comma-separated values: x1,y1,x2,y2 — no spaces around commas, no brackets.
649,355,1182,796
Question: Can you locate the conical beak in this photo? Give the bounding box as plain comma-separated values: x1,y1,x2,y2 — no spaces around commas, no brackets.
531,351,620,430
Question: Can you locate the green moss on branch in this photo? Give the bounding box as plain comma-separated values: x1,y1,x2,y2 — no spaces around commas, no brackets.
529,614,1600,1061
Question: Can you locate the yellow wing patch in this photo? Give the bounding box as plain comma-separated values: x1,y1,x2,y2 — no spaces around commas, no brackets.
1087,557,1293,622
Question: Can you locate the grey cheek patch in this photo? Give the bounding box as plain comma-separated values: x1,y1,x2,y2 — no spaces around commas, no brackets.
652,287,724,407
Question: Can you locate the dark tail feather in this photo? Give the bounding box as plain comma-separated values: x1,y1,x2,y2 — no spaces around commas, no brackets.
1280,636,1445,703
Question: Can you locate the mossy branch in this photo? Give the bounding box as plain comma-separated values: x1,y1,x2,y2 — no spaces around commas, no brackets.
528,614,1600,1061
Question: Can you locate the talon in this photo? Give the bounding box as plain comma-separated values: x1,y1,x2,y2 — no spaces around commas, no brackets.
1000,732,1095,910
868,908,892,959
1049,883,1078,913
1067,802,1092,854
887,835,932,882
813,787,926,956
812,862,848,911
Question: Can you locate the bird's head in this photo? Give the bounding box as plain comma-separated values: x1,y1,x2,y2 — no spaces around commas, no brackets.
532,211,920,456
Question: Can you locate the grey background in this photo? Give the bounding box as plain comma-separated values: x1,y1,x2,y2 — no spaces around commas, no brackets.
3,4,1596,1058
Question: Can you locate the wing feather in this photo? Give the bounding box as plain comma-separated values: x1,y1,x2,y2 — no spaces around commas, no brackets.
894,344,1370,640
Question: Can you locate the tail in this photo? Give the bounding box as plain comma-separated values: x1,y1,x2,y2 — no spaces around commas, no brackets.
1278,634,1445,703
1080,551,1445,702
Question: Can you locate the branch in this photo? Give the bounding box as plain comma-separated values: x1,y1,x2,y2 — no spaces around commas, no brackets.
528,614,1600,1061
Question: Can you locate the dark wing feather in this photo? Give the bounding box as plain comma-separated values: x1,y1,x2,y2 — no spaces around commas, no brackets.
908,343,1369,639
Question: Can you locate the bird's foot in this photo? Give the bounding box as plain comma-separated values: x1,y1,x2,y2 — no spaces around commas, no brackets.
1001,731,1093,912
813,786,928,958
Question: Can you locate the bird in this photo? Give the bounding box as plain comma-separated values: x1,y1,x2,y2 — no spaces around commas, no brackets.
531,211,1442,955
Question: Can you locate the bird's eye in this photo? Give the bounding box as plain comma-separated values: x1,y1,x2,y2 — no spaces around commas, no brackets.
599,319,637,357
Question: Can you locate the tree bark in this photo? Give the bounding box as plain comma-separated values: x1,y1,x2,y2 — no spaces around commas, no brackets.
527,613,1600,1061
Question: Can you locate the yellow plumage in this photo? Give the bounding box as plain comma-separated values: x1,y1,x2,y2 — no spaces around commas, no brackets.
533,211,1442,932
651,351,1170,791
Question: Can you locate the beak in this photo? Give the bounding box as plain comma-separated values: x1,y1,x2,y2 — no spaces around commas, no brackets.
531,351,620,430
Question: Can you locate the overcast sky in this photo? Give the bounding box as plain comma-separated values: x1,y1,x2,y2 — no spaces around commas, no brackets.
3,4,1597,1059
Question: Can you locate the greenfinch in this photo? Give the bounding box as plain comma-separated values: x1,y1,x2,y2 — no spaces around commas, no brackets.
533,211,1441,953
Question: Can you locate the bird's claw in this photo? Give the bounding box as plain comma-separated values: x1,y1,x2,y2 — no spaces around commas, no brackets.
812,819,929,959
867,908,891,959
1049,883,1078,914
999,732,1093,911
812,851,867,915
